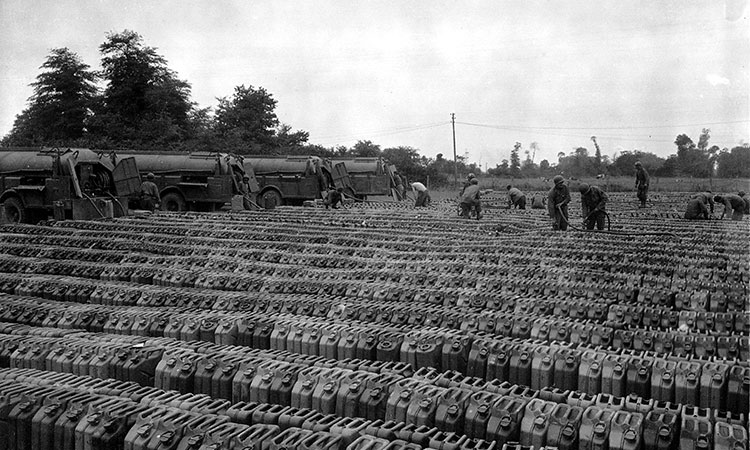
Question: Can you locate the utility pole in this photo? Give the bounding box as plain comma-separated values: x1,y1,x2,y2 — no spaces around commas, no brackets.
451,113,457,184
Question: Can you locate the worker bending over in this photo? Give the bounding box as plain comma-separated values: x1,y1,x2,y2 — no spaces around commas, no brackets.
690,191,714,214
684,197,710,220
411,182,431,207
547,175,571,231
140,173,161,211
714,194,746,220
459,178,482,220
579,183,609,230
506,185,527,209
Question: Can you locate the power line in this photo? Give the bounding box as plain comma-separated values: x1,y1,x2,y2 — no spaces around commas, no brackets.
457,119,749,131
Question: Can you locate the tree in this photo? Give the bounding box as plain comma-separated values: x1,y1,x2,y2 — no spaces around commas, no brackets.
674,133,710,177
2,48,98,146
273,123,309,152
214,84,279,153
716,144,750,178
93,30,195,148
383,146,423,180
510,142,522,177
351,140,382,157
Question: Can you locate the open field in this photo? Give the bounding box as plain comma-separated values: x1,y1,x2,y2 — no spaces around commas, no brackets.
0,192,747,449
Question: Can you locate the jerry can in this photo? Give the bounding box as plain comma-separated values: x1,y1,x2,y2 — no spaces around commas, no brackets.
385,380,422,424
251,404,292,427
376,332,404,362
518,398,555,448
714,421,748,450
291,367,324,409
650,358,676,403
466,339,494,379
277,407,320,430
485,395,527,445
269,363,301,406
427,430,469,450
229,423,280,450
214,318,240,346
336,372,373,419
579,405,614,450
329,416,373,447
442,335,473,374
230,358,265,404
565,391,595,410
286,322,306,355
299,430,343,450
601,354,628,397
595,393,624,411
699,362,728,410
554,349,580,392
545,403,583,450
248,361,283,404
122,406,187,450
487,342,514,384
406,386,444,428
609,410,643,450
679,414,712,450
301,325,322,356
360,373,400,421
226,401,260,424
346,434,391,450
578,350,605,395
31,391,96,450
268,427,314,450
337,329,360,361
312,369,348,415
509,346,533,387
529,346,554,391
642,410,678,450
464,391,503,440
726,365,749,417
674,360,701,407
434,387,472,435
7,391,49,450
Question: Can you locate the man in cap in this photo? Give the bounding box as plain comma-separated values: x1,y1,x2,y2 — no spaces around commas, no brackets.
506,185,527,209
579,183,609,230
634,161,649,208
714,193,746,220
325,187,344,209
547,175,571,230
139,172,160,211
238,175,254,210
411,181,431,207
459,178,482,220
459,173,476,196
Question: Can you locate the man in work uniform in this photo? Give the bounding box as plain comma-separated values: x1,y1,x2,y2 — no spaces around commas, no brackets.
530,195,546,209
714,194,746,220
325,187,344,209
238,176,254,210
684,197,710,220
459,178,482,220
547,175,571,231
634,161,649,208
460,173,476,196
690,191,714,215
739,191,750,214
578,183,609,230
506,185,527,209
139,173,160,211
411,181,431,207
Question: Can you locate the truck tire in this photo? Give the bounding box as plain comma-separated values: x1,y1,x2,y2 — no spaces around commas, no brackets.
161,193,186,212
2,197,26,223
261,190,283,210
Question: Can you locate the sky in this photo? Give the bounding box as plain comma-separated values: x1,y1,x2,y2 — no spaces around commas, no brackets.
1,0,748,168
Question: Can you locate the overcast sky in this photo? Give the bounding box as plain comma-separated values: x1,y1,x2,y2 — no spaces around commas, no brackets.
1,0,748,167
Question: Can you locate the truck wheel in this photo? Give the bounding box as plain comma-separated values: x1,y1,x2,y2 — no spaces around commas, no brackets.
3,197,26,223
261,190,283,209
161,193,186,212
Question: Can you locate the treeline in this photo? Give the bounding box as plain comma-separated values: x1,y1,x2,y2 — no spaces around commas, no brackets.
2,30,747,186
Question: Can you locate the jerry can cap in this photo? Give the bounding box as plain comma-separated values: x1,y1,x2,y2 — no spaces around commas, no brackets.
533,416,546,427
400,389,412,400
477,404,489,415
624,430,637,441
658,426,671,438
158,430,176,443
137,423,153,436
499,416,512,428
594,422,606,435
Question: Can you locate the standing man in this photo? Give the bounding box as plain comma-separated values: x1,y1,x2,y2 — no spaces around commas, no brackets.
238,176,254,210
578,183,609,230
411,181,431,207
634,161,649,208
714,194,746,220
547,175,571,231
459,178,482,220
460,173,476,196
506,185,527,209
139,173,160,211
393,172,404,201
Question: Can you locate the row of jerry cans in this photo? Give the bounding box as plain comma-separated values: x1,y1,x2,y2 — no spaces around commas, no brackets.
465,340,749,415
607,304,748,335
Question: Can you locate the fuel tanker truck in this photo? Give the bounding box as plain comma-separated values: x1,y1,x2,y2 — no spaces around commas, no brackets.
331,156,398,199
113,151,259,212
0,147,140,223
243,155,356,208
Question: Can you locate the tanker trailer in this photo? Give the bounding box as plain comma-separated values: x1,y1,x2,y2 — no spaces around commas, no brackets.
243,155,355,208
0,147,140,223
330,157,398,199
114,151,259,212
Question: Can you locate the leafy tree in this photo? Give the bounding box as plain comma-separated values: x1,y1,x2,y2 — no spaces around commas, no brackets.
351,140,382,157
674,133,710,177
2,48,97,146
92,30,195,148
510,142,522,177
382,146,423,180
716,144,750,178
213,84,279,153
611,150,665,177
273,123,309,152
